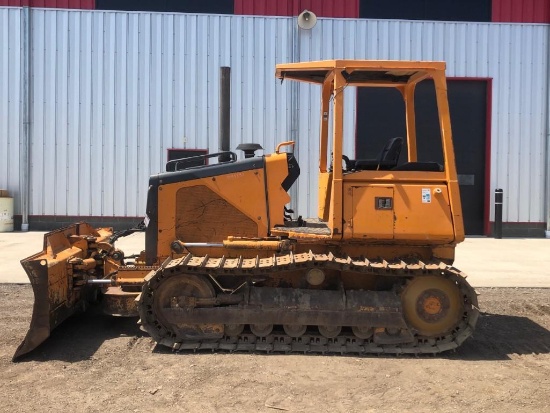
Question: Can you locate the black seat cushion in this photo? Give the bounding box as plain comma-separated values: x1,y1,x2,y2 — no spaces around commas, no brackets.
392,162,443,172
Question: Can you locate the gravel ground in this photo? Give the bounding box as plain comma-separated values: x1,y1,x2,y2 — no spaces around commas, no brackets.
0,284,549,413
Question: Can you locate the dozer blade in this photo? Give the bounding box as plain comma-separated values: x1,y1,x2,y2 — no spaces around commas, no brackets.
13,223,113,360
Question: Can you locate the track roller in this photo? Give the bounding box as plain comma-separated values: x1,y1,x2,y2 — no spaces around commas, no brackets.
283,324,307,338
250,324,273,337
225,324,245,336
352,326,374,339
318,325,342,338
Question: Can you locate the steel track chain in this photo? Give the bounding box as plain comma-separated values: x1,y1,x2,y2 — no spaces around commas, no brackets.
138,252,479,355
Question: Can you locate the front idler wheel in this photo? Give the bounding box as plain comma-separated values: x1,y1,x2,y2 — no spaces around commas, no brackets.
140,272,223,343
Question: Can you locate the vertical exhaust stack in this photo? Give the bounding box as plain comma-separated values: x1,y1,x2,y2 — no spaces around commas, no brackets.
219,67,231,163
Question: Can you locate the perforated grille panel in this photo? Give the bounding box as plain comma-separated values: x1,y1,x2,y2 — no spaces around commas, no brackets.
175,185,258,242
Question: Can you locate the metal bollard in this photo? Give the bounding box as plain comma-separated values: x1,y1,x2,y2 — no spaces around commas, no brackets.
494,189,503,239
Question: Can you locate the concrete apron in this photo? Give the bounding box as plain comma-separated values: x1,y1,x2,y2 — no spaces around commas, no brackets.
0,232,548,288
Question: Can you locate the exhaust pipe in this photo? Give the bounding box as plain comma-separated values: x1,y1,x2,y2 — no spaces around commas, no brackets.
218,66,231,163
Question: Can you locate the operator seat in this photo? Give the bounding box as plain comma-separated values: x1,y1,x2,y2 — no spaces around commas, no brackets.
344,137,403,171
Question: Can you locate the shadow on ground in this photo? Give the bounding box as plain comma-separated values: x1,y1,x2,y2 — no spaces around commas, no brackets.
14,310,550,362
451,312,550,360
15,310,144,363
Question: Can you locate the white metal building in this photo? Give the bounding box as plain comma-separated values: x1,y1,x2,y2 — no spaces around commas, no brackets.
0,7,549,236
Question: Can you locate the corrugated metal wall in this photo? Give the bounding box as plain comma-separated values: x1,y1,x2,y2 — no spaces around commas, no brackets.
0,7,22,211
0,1,94,8
1,7,549,225
2,1,550,23
25,9,293,217
492,0,550,23
235,0,359,18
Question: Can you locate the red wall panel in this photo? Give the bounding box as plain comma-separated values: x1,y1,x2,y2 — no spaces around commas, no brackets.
235,0,359,18
492,0,550,23
0,0,94,8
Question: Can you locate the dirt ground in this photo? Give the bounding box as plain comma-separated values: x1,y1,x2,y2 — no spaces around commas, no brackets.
0,285,549,413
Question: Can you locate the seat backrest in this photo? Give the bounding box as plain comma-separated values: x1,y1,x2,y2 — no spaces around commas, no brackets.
377,137,403,164
352,137,404,171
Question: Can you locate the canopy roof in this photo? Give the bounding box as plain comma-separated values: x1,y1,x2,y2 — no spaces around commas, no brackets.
275,60,446,85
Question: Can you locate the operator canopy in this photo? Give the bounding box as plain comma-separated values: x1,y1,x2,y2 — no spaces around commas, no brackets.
275,59,446,85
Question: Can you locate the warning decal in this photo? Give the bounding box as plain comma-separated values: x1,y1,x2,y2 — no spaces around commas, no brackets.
422,188,431,203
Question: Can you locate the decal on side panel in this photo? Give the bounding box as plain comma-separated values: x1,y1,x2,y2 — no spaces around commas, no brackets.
422,188,431,204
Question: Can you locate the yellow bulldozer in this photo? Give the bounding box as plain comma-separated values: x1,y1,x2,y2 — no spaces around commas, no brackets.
14,60,478,360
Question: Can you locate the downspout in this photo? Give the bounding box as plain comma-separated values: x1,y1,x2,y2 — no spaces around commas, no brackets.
288,18,300,213
545,24,550,238
546,25,550,238
20,6,31,231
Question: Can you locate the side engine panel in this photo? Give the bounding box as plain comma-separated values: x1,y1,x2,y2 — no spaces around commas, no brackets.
144,152,299,265
174,185,259,242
